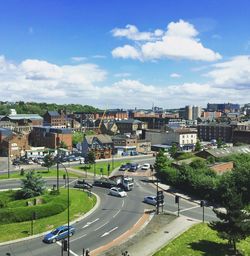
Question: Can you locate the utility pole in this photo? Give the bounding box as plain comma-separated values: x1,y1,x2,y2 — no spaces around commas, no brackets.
7,142,10,179
156,178,159,215
56,134,59,192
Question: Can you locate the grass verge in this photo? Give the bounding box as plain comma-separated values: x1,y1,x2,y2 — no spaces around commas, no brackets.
154,223,250,256
73,160,130,176
0,188,96,242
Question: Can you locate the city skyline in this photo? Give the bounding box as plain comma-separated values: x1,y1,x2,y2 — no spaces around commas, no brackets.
0,0,249,108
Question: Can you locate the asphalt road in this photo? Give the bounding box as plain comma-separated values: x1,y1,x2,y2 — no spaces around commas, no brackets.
0,172,217,256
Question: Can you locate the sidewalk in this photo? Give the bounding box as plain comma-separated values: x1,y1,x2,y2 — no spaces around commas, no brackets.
126,215,198,256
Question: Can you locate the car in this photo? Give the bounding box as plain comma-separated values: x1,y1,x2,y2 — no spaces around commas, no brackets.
128,163,139,172
43,225,75,243
93,178,117,188
109,187,127,197
119,164,129,171
141,163,150,170
143,196,164,206
73,179,92,189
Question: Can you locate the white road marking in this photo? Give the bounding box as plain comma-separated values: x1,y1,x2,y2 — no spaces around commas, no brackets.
70,233,87,242
113,209,121,218
56,241,79,256
121,199,125,207
174,205,200,214
82,218,99,228
101,226,118,237
94,221,110,231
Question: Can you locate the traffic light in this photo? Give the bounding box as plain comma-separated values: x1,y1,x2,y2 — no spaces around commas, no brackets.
200,200,205,207
175,195,180,204
63,239,68,251
85,248,90,256
157,191,164,204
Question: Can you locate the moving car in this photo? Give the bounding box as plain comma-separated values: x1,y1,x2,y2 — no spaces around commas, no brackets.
128,163,139,172
143,196,164,206
141,163,150,170
109,187,127,197
119,163,131,171
93,177,117,188
73,179,92,189
43,225,75,243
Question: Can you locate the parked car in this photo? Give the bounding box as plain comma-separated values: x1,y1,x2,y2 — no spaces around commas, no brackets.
109,187,127,197
119,164,129,171
43,225,75,243
143,196,164,206
141,163,150,170
73,179,92,189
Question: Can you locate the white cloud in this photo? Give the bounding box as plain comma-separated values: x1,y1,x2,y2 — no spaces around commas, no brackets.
205,55,250,87
114,72,131,78
112,45,141,60
111,24,164,41
170,73,181,78
0,55,249,108
112,20,222,62
71,56,87,62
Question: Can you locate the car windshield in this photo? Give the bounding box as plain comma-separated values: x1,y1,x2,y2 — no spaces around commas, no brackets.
51,228,60,235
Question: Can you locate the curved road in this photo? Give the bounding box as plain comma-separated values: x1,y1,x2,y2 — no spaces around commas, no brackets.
0,168,217,255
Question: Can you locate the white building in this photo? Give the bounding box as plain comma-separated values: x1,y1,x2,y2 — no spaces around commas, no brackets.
145,127,197,151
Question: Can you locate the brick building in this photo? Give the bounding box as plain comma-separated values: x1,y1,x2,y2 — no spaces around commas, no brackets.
43,111,66,128
29,127,72,150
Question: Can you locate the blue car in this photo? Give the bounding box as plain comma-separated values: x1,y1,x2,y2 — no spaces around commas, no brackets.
43,225,75,243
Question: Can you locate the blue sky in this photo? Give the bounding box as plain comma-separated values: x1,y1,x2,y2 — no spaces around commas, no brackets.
0,0,249,109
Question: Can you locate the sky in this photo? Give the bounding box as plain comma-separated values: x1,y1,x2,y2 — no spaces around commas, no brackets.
0,0,249,109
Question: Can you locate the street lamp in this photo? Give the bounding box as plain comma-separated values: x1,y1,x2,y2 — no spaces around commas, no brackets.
58,162,70,256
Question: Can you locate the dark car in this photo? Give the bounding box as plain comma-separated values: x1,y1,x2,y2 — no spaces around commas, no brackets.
119,163,132,171
43,225,75,243
73,179,92,189
128,163,139,172
93,178,117,188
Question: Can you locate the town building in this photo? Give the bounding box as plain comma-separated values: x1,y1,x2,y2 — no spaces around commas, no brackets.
115,119,148,137
43,110,67,128
82,134,113,159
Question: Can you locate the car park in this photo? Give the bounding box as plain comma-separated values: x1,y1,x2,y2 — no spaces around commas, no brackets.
143,196,164,206
141,163,150,170
43,225,75,243
109,187,127,197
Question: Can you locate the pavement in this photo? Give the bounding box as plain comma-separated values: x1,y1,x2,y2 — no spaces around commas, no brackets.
126,215,199,256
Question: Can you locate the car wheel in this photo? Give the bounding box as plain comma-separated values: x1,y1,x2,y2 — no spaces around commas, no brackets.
52,238,57,243
69,232,73,237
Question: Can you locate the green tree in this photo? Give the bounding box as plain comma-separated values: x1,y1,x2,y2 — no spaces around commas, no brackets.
169,144,178,158
217,137,223,148
16,170,46,199
154,150,170,175
85,151,96,165
209,190,250,254
43,154,55,172
195,140,202,151
72,132,84,147
59,141,68,149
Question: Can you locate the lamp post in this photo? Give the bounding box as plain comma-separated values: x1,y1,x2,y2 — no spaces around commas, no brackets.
58,162,70,256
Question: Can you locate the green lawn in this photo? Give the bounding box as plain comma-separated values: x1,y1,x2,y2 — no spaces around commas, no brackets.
0,168,80,180
73,160,130,176
0,189,96,242
154,223,250,256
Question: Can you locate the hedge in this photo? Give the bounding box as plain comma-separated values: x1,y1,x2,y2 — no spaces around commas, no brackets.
0,194,69,224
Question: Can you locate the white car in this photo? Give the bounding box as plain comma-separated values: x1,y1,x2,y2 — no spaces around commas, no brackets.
143,196,164,206
109,187,127,197
141,163,150,170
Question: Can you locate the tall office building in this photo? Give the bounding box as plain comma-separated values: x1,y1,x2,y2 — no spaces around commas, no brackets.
192,106,202,120
185,105,193,120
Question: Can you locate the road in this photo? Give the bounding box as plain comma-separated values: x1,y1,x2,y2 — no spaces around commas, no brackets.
0,155,217,255
0,169,217,256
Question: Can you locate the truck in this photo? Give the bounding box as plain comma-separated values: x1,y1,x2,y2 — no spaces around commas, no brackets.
110,175,134,191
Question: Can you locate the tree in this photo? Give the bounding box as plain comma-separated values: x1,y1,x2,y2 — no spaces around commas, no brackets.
43,154,55,172
16,170,46,199
154,150,170,175
84,151,96,165
217,137,223,148
72,131,84,147
59,141,68,149
209,190,250,254
169,144,178,158
195,140,202,151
